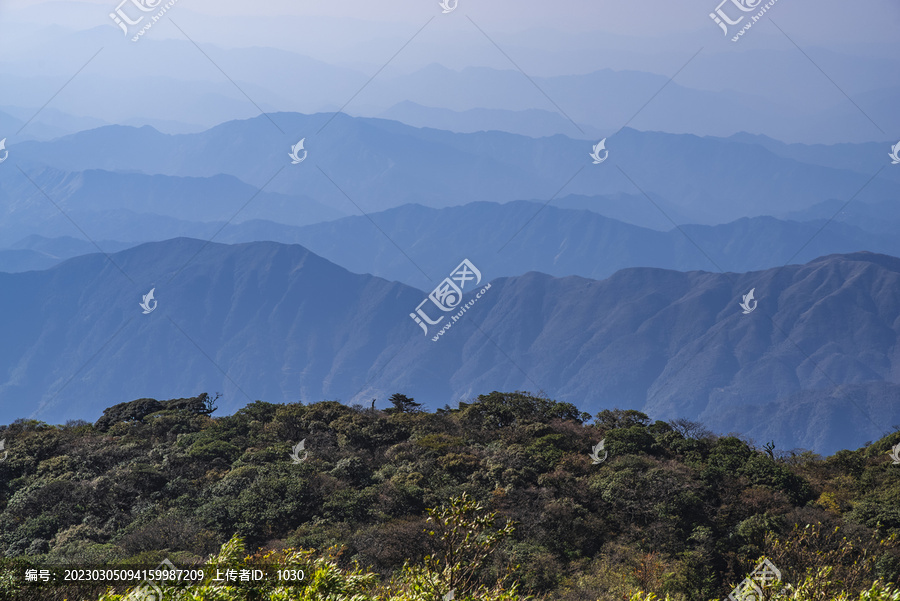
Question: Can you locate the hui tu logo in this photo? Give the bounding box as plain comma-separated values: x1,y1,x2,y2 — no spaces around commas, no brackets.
589,139,609,164
289,139,307,164
0,138,8,164
124,558,174,601
889,142,900,165
739,288,757,314
727,558,781,601
438,0,458,13
589,439,608,464
290,439,309,464
110,0,162,35
889,442,900,465
709,0,762,35
140,288,158,314
0,439,7,462
411,259,492,342
110,0,180,42
124,580,162,601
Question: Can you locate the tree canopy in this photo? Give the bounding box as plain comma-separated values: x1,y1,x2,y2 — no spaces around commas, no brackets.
0,391,897,601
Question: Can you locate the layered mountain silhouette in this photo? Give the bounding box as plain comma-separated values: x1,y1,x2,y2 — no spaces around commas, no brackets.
0,166,343,246
10,114,896,224
0,238,897,454
378,101,604,139
5,22,898,143
5,199,899,290
217,201,900,290
0,235,132,273
783,197,900,237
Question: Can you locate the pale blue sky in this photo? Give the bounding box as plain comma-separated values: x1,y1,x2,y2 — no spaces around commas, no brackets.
1,0,898,142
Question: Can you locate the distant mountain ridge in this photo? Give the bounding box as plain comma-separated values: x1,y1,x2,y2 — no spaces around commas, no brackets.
9,114,896,225
0,235,132,273
378,101,604,139
254,200,900,290
2,200,899,292
0,166,344,246
0,238,897,454
4,24,898,142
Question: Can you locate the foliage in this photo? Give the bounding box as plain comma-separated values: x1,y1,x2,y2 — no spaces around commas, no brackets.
423,493,516,594
388,394,423,414
94,393,218,431
771,573,900,601
0,391,897,600
764,522,899,597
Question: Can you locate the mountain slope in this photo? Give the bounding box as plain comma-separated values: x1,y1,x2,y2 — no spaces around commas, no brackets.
10,115,897,224
0,166,344,245
6,199,899,283
215,201,900,290
0,235,133,273
782,198,900,237
378,101,604,139
0,240,898,453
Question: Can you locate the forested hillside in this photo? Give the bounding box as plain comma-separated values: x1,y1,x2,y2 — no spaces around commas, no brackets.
1,391,898,600
4,239,899,456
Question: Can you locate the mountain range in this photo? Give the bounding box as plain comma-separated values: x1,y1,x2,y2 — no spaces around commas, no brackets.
0,237,897,454
222,200,900,290
3,17,898,143
8,114,897,225
0,165,344,247
5,198,900,295
0,235,132,273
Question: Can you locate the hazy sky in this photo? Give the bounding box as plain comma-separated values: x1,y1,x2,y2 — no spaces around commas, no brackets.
3,0,898,50
2,0,896,33
2,0,897,84
1,0,898,142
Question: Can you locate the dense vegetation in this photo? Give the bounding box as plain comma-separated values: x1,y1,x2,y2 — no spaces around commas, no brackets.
0,391,898,600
